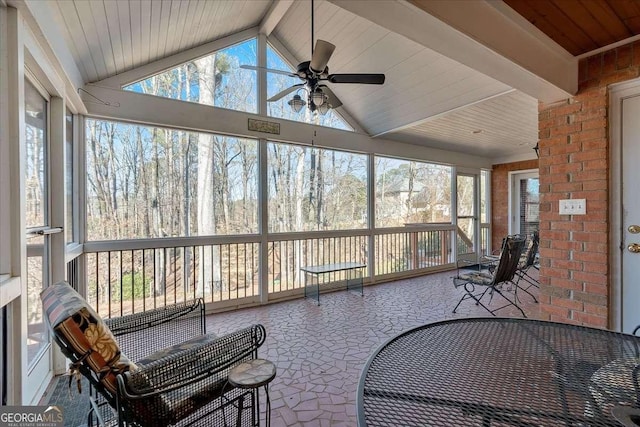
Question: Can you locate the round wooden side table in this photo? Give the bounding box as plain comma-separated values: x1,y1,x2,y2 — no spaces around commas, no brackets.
228,358,277,427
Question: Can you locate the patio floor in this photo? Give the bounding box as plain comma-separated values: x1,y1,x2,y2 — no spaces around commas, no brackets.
41,269,540,426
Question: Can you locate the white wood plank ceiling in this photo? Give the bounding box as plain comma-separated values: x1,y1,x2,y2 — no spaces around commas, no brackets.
47,0,273,83
385,90,539,158
44,0,539,160
272,0,534,158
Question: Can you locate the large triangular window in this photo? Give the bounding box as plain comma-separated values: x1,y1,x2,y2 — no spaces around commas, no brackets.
124,38,258,114
266,44,352,131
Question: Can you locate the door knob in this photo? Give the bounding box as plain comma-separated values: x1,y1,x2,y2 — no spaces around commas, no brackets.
628,225,640,234
628,243,640,253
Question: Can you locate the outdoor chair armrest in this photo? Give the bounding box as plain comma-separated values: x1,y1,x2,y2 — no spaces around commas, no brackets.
118,324,266,399
105,299,204,337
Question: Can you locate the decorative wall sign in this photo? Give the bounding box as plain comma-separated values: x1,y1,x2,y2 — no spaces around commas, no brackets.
248,118,280,135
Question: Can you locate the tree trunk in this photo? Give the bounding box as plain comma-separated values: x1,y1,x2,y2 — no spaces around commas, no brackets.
195,55,220,296
152,128,165,296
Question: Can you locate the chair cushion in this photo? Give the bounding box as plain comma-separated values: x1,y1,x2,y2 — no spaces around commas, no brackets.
457,271,494,286
136,333,217,366
132,334,226,424
41,282,136,395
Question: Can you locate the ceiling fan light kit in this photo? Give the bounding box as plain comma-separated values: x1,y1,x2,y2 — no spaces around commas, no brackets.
240,0,385,117
288,94,306,113
317,101,330,115
311,89,325,107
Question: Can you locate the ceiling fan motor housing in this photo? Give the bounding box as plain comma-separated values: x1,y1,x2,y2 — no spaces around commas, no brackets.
297,61,329,79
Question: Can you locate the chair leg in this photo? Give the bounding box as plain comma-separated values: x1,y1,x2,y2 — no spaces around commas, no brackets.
457,283,527,318
453,282,493,314
492,288,527,318
514,271,539,303
235,394,245,427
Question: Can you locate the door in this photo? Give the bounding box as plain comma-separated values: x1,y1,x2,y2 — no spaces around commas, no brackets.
510,171,539,236
620,93,640,332
456,173,478,263
23,77,56,402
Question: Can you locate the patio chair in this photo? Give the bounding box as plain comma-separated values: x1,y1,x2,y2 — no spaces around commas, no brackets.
514,231,540,297
477,232,539,304
452,234,527,317
41,281,266,427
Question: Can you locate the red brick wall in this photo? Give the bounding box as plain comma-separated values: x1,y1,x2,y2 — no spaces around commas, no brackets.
537,41,640,328
491,160,539,252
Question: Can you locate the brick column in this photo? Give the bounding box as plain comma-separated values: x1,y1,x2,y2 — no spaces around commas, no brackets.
537,42,640,327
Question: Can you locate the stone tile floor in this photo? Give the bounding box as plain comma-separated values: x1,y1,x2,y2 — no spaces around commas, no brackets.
42,270,539,426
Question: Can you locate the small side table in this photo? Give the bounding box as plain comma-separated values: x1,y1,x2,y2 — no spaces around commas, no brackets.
228,359,277,427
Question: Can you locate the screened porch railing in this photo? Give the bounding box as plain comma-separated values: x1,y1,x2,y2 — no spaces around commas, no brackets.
83,237,260,318
80,224,460,318
267,232,368,294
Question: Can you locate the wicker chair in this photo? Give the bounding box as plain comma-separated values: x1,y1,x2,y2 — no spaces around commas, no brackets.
41,281,266,426
452,234,527,317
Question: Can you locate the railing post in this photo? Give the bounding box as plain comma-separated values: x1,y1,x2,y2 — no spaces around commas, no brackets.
259,139,269,304
441,230,449,264
367,155,376,283
410,231,418,269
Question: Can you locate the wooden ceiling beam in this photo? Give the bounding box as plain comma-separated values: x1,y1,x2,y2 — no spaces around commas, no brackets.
329,0,576,101
260,0,295,36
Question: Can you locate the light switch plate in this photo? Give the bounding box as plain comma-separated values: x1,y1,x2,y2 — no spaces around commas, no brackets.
559,199,586,215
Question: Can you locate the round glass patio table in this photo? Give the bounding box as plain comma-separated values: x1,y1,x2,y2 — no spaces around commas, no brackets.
357,318,640,426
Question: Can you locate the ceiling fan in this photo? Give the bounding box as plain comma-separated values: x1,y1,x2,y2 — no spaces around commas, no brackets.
241,0,385,115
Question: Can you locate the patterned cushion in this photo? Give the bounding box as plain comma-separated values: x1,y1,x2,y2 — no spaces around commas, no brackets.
132,334,226,424
41,282,136,395
457,271,494,286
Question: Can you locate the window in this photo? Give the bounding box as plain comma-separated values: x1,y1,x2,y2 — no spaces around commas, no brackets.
65,108,75,243
124,38,258,114
480,170,490,255
25,80,47,229
519,177,539,236
85,119,258,240
266,44,352,131
267,142,367,232
375,157,452,228
480,170,489,224
24,78,48,365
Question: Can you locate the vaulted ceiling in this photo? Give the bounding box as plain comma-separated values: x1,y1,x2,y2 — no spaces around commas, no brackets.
32,0,640,162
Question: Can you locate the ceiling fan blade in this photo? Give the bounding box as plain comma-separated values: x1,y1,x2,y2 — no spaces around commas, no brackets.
318,85,343,109
328,74,385,84
267,84,304,102
310,40,335,74
240,64,297,78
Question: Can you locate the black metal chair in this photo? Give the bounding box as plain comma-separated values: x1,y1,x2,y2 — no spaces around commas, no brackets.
41,281,266,427
452,234,527,317
514,230,540,299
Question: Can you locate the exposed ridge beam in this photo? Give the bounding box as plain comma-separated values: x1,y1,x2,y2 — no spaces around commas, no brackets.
260,0,295,36
328,0,576,103
81,84,492,169
95,27,259,89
